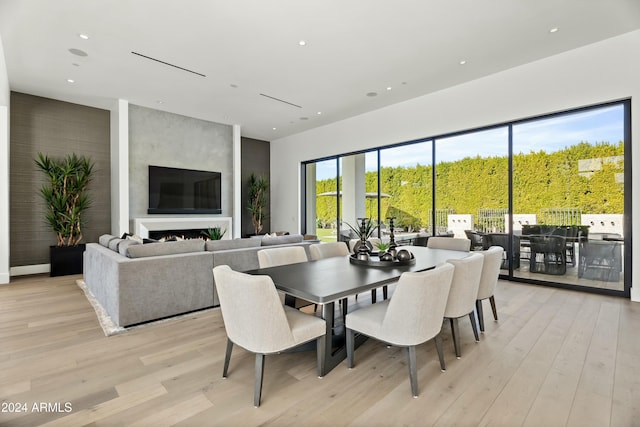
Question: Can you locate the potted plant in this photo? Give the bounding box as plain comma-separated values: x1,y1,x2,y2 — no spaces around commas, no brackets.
247,173,268,235
34,152,95,276
201,227,226,240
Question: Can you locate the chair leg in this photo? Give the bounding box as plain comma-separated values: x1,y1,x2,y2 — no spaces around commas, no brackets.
489,295,498,321
254,353,265,407
407,346,418,398
435,333,446,371
476,299,485,332
469,311,480,342
316,336,326,378
223,338,233,378
371,289,377,304
346,328,355,368
450,317,461,358
382,285,388,300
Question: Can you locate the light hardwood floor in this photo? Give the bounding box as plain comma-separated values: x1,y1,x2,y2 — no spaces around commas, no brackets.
1,274,639,426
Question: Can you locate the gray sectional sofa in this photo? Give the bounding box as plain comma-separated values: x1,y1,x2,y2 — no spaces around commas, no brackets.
83,233,316,327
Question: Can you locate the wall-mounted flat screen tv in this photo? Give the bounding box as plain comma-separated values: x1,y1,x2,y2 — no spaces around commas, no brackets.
148,165,222,214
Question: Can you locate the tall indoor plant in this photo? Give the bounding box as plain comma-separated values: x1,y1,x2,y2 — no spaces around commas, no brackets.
35,152,95,275
247,173,268,235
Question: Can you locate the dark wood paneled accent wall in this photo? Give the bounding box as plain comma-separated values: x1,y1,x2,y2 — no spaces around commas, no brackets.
9,92,111,267
241,137,270,236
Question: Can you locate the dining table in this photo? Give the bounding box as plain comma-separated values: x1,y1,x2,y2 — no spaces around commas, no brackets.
246,245,470,376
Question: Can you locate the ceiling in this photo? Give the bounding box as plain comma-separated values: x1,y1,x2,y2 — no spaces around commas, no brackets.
1,0,639,141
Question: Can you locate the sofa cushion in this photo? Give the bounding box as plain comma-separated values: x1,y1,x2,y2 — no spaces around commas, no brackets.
99,234,118,248
126,239,205,258
205,238,261,252
261,234,304,246
118,239,142,256
108,238,124,252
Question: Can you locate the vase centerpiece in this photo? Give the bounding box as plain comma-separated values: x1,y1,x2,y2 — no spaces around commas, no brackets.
346,217,378,261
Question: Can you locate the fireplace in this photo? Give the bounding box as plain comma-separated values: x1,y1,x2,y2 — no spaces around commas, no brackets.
134,217,233,240
148,228,211,240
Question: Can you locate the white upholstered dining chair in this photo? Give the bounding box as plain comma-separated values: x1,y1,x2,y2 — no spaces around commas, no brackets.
309,241,350,260
476,246,503,332
427,236,471,251
257,246,314,310
309,241,351,321
345,263,455,398
443,253,484,358
257,245,308,267
212,265,326,407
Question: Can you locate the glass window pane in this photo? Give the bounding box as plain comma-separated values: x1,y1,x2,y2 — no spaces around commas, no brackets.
435,128,509,255
306,159,338,242
379,142,432,243
512,104,625,290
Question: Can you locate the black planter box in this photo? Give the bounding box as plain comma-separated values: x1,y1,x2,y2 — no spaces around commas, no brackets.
50,244,86,277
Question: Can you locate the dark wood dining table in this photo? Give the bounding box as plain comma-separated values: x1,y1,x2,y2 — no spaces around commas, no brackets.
246,246,470,376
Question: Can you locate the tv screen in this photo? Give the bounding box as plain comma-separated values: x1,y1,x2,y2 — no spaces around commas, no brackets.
148,165,222,214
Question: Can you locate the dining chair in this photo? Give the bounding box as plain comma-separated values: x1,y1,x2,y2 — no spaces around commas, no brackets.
427,236,471,252
212,265,326,407
309,241,350,259
309,242,350,320
345,263,455,397
257,245,308,267
443,252,484,358
464,230,485,251
257,246,315,309
529,234,566,275
412,235,429,247
476,246,503,332
485,233,520,269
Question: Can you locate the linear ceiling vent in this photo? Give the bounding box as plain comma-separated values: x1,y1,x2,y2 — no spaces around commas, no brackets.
131,51,206,77
259,93,302,108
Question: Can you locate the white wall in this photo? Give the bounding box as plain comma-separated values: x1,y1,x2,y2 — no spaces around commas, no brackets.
271,30,640,300
0,34,10,284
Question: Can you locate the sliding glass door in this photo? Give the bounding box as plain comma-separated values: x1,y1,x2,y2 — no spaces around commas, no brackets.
302,100,630,296
512,103,626,292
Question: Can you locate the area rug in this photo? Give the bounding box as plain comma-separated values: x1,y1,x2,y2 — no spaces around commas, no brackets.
75,280,215,336
75,279,125,336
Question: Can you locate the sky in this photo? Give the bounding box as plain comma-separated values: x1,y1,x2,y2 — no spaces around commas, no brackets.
314,104,624,180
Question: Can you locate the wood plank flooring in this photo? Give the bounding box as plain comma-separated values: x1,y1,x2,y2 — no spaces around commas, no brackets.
1,274,639,426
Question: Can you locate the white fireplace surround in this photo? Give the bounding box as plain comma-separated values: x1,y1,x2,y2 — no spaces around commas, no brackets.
134,217,233,239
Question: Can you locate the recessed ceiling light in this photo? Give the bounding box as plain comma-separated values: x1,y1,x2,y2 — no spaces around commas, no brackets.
317,111,322,115
272,127,277,130
156,100,164,104
366,92,378,97
549,28,559,33
68,48,88,57
298,40,307,46
78,33,90,40
459,60,467,65
66,79,75,83
386,87,392,91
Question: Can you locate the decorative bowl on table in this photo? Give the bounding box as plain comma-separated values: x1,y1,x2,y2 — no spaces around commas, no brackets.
349,250,415,267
